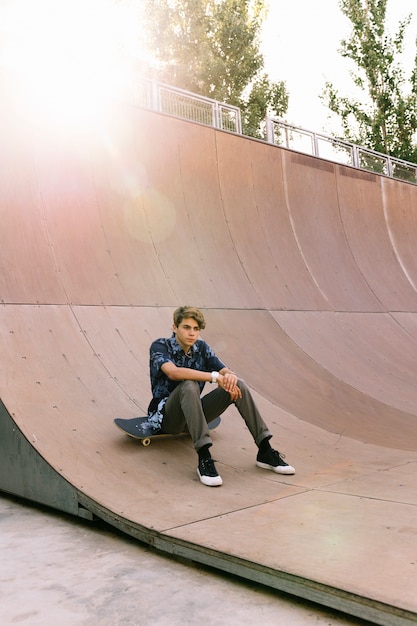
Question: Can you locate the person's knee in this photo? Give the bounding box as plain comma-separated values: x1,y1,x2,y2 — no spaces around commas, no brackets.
235,379,252,404
180,380,200,395
237,379,248,392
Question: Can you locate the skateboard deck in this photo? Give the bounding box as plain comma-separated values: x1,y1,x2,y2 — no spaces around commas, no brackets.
114,415,221,446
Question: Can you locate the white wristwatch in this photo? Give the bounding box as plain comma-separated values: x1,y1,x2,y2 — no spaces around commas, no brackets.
211,371,219,384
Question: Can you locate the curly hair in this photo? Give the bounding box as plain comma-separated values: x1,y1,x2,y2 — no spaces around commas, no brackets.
173,306,206,330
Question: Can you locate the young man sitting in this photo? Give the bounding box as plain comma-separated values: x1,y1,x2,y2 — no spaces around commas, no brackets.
147,306,295,487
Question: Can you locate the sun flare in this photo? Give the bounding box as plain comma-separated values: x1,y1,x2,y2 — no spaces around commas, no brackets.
1,0,146,129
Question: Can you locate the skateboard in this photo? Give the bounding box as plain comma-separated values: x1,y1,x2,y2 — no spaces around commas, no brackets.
114,415,221,446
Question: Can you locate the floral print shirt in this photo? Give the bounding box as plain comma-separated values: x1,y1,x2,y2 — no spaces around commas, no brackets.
147,333,225,428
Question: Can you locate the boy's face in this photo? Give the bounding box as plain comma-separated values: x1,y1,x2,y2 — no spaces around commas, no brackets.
173,317,200,352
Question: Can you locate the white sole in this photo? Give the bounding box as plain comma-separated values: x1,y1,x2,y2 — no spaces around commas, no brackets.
256,460,295,475
197,469,223,486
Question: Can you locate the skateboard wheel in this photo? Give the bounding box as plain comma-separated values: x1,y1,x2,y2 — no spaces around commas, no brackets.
142,438,151,446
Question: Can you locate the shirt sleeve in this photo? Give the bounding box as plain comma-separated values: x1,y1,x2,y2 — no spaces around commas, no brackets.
202,341,226,371
149,339,172,375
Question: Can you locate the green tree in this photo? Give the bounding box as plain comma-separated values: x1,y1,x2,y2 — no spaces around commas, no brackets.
142,0,288,138
322,0,417,163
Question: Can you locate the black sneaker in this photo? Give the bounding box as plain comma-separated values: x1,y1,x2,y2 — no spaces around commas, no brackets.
197,458,223,487
256,448,295,475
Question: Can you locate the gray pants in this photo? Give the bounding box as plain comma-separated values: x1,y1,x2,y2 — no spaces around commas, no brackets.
161,379,272,451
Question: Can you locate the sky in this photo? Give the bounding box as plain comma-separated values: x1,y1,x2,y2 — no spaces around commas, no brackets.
1,0,416,138
261,0,417,135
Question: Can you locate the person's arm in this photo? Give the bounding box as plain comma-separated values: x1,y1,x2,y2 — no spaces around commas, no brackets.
161,361,212,383
161,362,242,401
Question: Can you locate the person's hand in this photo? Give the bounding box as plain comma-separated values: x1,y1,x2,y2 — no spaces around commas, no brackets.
219,372,242,401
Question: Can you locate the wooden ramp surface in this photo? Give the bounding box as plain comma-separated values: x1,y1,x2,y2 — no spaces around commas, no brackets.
1,90,417,626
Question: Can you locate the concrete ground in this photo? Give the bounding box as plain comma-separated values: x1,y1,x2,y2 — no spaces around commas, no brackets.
0,495,372,626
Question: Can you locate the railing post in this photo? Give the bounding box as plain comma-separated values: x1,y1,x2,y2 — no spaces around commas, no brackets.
386,157,393,178
351,145,360,168
265,117,274,144
152,81,161,112
212,102,218,128
312,133,319,157
235,110,242,135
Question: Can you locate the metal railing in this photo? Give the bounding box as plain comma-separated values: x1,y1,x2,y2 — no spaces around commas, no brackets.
124,77,417,185
127,77,242,134
265,118,417,184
